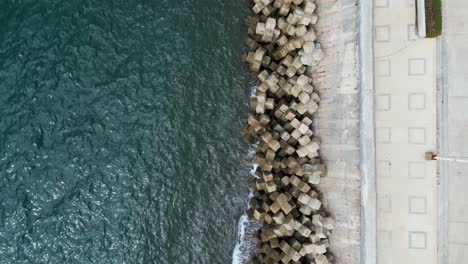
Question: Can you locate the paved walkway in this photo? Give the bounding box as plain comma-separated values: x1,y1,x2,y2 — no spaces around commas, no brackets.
440,0,468,263
372,1,438,263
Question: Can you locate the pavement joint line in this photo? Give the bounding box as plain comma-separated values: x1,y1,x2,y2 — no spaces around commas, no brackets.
446,242,468,246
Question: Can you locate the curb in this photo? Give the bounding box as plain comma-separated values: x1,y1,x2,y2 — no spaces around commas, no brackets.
416,0,427,37
358,1,377,264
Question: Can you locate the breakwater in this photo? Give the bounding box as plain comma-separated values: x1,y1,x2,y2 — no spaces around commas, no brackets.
242,0,335,263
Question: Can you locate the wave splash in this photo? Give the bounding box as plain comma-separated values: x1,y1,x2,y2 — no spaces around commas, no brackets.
232,86,262,263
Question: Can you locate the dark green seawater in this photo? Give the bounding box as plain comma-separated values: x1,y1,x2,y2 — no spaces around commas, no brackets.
0,1,255,263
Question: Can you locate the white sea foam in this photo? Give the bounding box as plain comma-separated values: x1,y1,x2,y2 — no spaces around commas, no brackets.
231,84,262,264
232,151,260,264
232,186,261,264
250,85,257,97
232,215,252,264
232,139,260,263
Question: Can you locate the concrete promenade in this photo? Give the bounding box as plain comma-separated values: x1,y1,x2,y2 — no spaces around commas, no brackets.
372,1,438,263
314,0,468,263
360,0,468,263
440,0,468,263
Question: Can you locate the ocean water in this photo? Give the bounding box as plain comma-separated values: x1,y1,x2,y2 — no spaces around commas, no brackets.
0,1,255,263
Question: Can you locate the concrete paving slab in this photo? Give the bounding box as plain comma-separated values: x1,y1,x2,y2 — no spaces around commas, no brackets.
448,162,468,222
448,244,468,264
443,7,468,35
446,36,468,97
448,222,468,244
447,98,468,157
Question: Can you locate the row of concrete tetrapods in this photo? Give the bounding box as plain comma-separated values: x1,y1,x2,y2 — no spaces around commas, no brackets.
242,0,335,263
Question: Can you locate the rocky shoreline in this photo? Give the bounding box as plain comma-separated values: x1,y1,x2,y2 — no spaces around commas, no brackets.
242,0,335,263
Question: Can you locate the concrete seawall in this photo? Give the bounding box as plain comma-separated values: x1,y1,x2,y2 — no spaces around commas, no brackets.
312,1,363,263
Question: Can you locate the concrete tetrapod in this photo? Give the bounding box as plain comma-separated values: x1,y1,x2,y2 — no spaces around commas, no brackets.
243,0,335,263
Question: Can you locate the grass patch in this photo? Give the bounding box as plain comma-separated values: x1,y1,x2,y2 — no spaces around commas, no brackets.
425,0,442,37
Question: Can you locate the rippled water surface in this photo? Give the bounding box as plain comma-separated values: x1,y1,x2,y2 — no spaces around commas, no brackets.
0,1,253,263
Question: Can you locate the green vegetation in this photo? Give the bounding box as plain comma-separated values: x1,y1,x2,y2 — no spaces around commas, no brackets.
426,0,442,38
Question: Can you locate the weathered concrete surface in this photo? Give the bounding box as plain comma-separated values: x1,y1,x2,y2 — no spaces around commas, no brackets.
440,0,468,263
312,1,361,263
